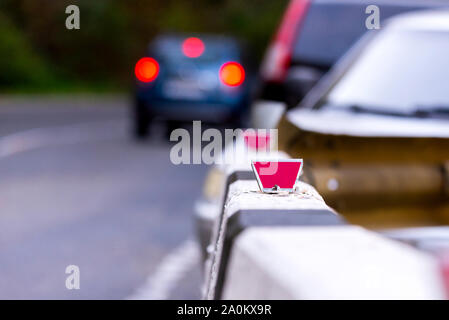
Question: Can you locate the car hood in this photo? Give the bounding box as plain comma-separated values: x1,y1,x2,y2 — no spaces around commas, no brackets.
287,108,449,138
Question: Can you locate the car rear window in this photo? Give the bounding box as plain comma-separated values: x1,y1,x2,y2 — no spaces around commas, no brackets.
153,36,238,63
292,1,432,67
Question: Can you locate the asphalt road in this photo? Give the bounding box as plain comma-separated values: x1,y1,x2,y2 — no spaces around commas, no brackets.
0,96,208,299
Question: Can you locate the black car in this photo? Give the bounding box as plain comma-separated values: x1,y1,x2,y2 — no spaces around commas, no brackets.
258,0,449,108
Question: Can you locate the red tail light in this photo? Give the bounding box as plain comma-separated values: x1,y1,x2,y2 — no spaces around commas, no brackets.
219,62,245,87
182,37,205,58
260,0,309,82
135,57,159,82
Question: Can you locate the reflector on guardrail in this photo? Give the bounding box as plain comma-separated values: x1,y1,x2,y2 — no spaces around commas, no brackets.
252,159,303,193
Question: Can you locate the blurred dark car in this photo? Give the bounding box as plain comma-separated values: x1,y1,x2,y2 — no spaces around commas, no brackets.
133,34,252,138
278,9,449,228
258,0,449,108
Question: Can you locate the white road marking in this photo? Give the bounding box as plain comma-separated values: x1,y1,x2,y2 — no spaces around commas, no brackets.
126,240,200,300
0,120,125,159
1,119,202,299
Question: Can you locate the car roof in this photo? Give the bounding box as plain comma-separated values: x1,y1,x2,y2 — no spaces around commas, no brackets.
150,33,243,54
153,33,239,45
387,9,449,31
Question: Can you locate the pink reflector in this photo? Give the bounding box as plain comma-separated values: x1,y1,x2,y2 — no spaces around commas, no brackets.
244,130,270,150
441,252,449,299
253,160,302,190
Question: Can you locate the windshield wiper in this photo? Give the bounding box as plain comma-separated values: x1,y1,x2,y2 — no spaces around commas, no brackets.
322,103,449,119
347,105,407,117
323,104,408,117
412,105,449,118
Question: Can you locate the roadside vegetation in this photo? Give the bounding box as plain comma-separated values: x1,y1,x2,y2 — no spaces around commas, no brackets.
0,0,286,93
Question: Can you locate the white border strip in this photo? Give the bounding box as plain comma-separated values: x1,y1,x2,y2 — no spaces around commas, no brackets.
0,120,124,159
126,240,200,300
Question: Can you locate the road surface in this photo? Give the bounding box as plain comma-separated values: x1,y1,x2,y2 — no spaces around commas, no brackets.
0,95,207,299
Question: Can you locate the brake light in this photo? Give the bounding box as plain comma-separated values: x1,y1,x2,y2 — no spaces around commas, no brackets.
219,62,245,87
135,57,159,82
182,37,205,58
260,0,309,82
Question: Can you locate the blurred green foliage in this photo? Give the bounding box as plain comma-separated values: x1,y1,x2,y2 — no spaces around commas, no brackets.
0,12,53,90
0,0,287,92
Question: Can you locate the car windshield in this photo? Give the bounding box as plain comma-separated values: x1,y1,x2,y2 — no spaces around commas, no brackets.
322,29,449,117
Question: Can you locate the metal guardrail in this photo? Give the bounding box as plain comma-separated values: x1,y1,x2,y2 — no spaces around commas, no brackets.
204,179,343,299
222,226,445,299
203,171,447,300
